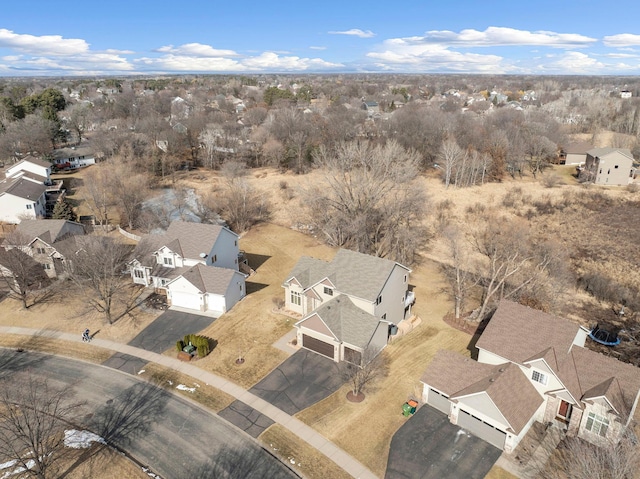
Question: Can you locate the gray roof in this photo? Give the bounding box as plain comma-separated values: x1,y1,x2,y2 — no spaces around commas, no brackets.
311,295,380,348
9,156,52,170
287,248,409,302
0,177,47,201
177,263,240,295
587,147,634,160
14,219,85,245
139,220,236,261
52,146,94,160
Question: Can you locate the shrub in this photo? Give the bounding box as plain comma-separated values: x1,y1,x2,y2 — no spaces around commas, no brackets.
176,340,184,352
542,173,562,188
179,334,213,357
627,183,639,194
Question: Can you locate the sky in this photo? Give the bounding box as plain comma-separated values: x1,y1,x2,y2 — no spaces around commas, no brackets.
2,0,640,76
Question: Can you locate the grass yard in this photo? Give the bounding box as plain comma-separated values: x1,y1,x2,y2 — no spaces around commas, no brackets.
190,223,336,388
484,466,519,479
52,443,150,479
260,425,352,479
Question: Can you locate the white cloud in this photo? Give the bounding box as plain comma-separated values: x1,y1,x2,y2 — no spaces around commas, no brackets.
537,51,606,74
603,33,640,47
136,54,244,71
328,29,375,38
310,46,327,50
367,39,506,73
0,29,89,55
240,52,342,71
156,43,238,57
415,27,596,48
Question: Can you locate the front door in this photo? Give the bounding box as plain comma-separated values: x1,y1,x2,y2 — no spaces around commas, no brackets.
558,400,572,421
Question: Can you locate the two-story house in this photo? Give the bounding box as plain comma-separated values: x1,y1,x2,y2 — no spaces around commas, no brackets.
130,220,246,316
581,147,635,185
421,301,640,452
0,157,65,223
3,219,86,278
282,249,414,363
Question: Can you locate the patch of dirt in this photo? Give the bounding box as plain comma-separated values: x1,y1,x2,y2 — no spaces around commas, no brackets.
346,391,365,403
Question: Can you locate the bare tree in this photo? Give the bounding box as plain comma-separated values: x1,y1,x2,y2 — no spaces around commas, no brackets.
340,347,389,398
0,373,83,479
80,167,113,226
472,216,568,319
107,158,149,230
544,432,640,479
63,235,135,324
440,225,479,319
439,137,465,188
209,179,270,233
0,239,52,309
303,140,429,265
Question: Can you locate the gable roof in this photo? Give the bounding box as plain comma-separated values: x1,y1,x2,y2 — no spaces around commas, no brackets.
587,147,634,161
300,295,380,348
421,349,494,395
138,221,236,261
0,177,47,201
13,219,85,245
562,141,593,155
475,300,580,364
286,248,409,302
175,263,241,295
8,156,52,171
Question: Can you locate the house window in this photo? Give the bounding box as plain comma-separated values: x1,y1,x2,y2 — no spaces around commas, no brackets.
212,255,217,263
26,204,32,210
239,284,243,291
291,291,301,306
382,313,386,320
404,275,407,283
44,264,51,270
585,413,609,437
35,247,46,254
615,165,619,169
134,269,145,279
531,370,548,385
376,295,382,305
323,287,333,296
234,240,237,246
163,257,173,266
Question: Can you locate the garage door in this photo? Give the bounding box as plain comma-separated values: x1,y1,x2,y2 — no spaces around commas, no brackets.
457,410,506,450
426,388,451,414
170,291,199,310
302,335,335,359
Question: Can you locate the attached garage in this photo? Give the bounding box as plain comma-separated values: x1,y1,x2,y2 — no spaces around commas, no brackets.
457,409,507,450
426,388,451,415
170,291,201,310
302,334,335,360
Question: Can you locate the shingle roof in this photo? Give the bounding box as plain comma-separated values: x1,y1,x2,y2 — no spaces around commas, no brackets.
9,156,52,170
0,177,47,201
138,220,235,262
286,248,409,302
14,219,84,245
587,147,634,160
310,295,380,348
475,300,580,364
177,263,239,295
562,141,593,155
422,350,543,435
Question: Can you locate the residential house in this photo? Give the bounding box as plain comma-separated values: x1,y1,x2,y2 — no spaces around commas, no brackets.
620,90,632,99
361,100,380,117
129,220,245,316
51,145,96,170
558,140,593,165
581,148,635,185
282,249,414,363
421,301,640,452
3,219,86,278
0,157,65,223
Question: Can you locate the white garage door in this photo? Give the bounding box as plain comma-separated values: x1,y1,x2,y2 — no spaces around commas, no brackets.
171,291,199,310
426,388,451,414
457,410,506,450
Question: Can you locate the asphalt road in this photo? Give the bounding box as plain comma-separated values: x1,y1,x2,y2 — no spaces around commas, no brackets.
0,349,297,479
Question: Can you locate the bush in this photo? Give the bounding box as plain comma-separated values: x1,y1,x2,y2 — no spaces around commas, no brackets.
176,340,184,352
179,334,213,357
542,173,562,188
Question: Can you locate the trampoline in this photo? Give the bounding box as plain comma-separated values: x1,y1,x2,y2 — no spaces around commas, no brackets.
588,325,621,346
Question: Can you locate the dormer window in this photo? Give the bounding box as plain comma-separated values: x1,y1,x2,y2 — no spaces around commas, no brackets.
164,257,173,266
531,370,547,385
324,287,333,296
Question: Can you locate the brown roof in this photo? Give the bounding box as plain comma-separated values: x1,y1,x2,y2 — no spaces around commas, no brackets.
14,219,85,245
452,362,543,435
420,349,494,395
562,141,593,155
178,263,241,295
475,300,580,364
0,177,47,201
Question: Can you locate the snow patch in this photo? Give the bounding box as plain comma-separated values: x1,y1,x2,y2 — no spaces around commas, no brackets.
0,459,35,479
176,384,196,393
64,429,106,449
142,466,161,478
137,369,146,375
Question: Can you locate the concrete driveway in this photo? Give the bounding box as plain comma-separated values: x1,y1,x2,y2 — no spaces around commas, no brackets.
385,405,502,479
102,309,216,374
249,349,344,415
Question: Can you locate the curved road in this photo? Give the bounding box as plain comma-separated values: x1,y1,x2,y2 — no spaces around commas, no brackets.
0,327,378,479
0,349,296,479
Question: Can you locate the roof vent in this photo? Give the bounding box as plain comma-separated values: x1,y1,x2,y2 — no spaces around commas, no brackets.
199,253,208,259
498,368,505,372
489,378,495,382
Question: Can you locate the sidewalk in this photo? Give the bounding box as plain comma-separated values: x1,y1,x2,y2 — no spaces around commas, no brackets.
0,326,378,479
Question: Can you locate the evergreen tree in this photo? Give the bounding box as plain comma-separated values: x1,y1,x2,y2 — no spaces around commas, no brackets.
52,200,76,221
